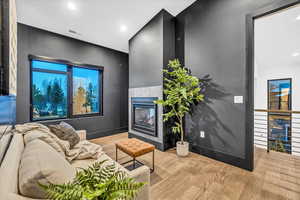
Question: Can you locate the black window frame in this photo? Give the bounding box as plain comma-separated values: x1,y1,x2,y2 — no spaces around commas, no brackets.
29,54,104,121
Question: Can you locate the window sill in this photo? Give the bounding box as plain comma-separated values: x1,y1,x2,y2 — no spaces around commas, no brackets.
31,115,104,123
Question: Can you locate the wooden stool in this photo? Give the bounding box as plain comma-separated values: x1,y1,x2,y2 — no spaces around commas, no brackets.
116,138,155,173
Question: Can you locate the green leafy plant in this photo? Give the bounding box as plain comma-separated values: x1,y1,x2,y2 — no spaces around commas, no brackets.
40,160,146,200
269,139,287,153
155,59,204,144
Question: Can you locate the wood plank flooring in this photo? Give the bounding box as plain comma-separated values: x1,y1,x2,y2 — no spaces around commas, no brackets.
90,133,300,200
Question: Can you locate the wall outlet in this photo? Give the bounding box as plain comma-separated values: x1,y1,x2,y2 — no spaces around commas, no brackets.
234,96,243,104
200,131,205,138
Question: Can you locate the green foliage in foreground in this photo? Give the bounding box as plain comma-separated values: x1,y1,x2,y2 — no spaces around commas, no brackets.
40,160,146,200
155,59,204,142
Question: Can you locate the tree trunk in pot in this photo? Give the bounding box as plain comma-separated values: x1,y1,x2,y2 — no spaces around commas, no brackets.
176,117,189,156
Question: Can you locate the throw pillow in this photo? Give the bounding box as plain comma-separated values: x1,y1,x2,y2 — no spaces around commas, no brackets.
49,122,80,148
19,139,76,199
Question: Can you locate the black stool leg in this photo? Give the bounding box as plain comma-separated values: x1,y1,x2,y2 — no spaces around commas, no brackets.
133,157,136,169
151,150,155,173
116,147,118,162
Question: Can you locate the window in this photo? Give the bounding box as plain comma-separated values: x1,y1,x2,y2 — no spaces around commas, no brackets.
268,79,292,154
30,56,103,121
268,79,291,111
72,67,100,115
32,69,68,120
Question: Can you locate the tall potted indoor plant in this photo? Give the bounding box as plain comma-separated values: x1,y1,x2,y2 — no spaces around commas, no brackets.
155,59,204,157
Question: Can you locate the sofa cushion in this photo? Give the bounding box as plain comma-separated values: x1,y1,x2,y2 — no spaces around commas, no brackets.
19,139,76,199
49,122,80,148
23,129,68,157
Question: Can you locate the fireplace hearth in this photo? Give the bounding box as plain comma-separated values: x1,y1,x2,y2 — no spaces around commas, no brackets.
131,97,158,137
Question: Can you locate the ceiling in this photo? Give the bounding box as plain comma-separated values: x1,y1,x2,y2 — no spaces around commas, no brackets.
255,4,300,71
16,0,196,53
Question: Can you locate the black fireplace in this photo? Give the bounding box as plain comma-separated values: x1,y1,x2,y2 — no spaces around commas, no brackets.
131,97,158,137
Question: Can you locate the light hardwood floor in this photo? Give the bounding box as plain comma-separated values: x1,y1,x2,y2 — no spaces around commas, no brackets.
90,133,300,200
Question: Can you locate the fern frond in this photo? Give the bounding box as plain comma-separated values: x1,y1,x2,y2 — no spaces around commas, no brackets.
39,182,83,200
107,179,146,200
40,160,146,200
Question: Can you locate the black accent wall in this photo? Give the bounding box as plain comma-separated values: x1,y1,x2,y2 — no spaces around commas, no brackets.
176,0,283,170
17,23,129,139
130,10,162,88
0,1,2,72
129,9,175,88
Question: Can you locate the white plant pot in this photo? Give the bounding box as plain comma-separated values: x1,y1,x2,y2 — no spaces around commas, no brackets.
176,141,189,157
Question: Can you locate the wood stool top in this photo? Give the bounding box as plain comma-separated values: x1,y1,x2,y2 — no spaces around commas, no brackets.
116,138,155,158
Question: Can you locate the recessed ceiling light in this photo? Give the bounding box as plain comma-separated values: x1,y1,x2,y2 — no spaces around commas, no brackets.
68,29,81,35
296,15,300,20
292,52,300,57
67,2,77,11
120,25,128,32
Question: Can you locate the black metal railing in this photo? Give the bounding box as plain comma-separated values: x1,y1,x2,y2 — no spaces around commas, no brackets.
254,109,300,154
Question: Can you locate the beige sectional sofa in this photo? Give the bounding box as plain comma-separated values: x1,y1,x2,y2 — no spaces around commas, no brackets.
0,130,150,200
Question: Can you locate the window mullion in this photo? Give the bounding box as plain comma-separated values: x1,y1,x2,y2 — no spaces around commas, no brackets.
67,65,73,119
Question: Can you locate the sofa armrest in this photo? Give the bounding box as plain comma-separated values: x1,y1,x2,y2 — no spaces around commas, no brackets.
129,166,150,200
76,130,86,141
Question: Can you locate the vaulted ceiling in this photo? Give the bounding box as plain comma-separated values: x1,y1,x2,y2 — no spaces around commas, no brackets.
16,0,196,53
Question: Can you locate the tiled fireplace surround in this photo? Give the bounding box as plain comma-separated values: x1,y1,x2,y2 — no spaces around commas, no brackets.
129,86,165,150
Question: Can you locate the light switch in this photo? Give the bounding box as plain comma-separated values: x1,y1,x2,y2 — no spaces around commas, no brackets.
234,96,243,104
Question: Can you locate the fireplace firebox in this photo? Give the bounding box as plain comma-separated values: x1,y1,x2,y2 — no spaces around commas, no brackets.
131,97,158,137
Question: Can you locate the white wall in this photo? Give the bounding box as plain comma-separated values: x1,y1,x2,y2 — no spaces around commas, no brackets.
254,63,300,155
254,65,300,111
254,4,300,156
254,65,300,156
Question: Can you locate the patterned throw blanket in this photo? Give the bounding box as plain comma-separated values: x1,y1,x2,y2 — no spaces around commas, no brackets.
14,123,102,162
